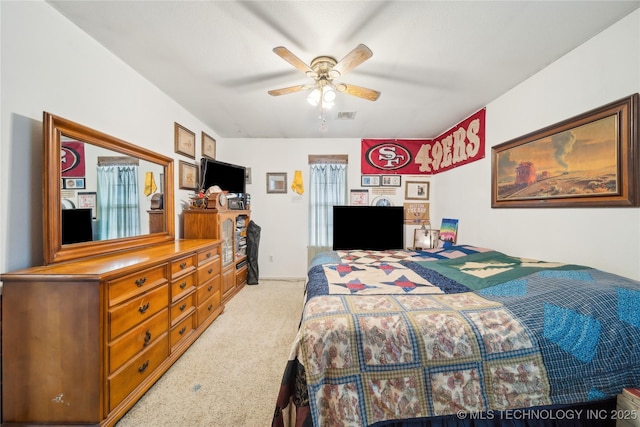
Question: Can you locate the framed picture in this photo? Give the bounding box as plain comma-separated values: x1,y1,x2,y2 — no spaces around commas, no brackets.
404,202,429,224
350,189,369,206
371,196,393,206
63,177,85,189
405,181,430,200
381,175,402,187
492,94,639,208
266,172,287,194
77,191,97,219
174,122,195,158
361,175,380,187
245,167,252,184
178,160,198,190
201,131,216,159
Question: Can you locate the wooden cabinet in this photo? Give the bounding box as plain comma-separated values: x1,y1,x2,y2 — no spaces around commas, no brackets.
183,209,250,302
1,239,221,427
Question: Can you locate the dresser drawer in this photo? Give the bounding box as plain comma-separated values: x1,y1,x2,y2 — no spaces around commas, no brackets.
108,309,169,374
108,334,169,411
108,264,168,307
171,254,197,279
197,261,220,284
170,292,196,324
109,285,169,340
236,265,248,286
170,313,196,350
197,275,220,304
170,272,196,302
198,246,219,266
197,292,221,326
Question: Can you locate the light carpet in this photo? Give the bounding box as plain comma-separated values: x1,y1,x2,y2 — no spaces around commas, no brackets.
115,279,305,427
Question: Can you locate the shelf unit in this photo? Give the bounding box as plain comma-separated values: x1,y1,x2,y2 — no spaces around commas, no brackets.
183,209,250,302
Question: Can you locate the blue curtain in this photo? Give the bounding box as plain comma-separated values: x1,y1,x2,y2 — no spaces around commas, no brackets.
96,165,141,240
308,163,347,261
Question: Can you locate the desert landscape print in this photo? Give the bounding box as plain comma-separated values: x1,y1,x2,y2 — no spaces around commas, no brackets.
496,115,618,201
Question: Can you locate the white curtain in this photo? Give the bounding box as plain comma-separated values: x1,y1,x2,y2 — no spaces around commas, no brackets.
308,163,347,262
96,165,141,240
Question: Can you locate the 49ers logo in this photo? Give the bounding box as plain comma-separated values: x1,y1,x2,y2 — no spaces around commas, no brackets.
365,143,411,170
61,146,82,174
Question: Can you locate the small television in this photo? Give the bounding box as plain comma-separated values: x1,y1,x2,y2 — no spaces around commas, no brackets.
332,205,404,250
61,208,93,244
200,159,246,194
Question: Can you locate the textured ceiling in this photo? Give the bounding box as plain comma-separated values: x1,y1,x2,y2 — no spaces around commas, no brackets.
48,0,640,139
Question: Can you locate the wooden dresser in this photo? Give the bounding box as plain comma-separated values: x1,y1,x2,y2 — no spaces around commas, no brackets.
1,239,222,426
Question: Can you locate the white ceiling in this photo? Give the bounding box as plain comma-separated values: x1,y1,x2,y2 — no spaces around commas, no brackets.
48,0,640,139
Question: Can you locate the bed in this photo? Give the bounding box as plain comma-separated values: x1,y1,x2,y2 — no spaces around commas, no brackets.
272,245,640,427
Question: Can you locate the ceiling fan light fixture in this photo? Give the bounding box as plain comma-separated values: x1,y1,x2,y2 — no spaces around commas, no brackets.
307,88,321,106
322,85,336,103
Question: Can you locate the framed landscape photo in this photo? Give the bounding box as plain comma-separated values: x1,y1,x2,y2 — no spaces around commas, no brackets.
266,172,287,194
201,131,216,159
405,181,430,200
174,122,196,159
492,94,639,208
178,160,198,190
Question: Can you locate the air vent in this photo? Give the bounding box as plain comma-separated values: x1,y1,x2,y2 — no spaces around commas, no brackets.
336,111,356,120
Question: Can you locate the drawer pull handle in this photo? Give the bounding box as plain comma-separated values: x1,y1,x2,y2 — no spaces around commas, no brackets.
138,302,150,314
207,304,213,311
206,252,212,258
180,281,187,289
138,360,149,374
179,303,187,311
207,285,213,292
180,262,187,269
135,277,147,287
143,330,152,346
208,268,213,274
179,326,187,335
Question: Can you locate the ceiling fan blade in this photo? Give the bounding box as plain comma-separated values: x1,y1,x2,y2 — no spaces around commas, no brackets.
273,46,316,77
268,84,314,96
336,83,380,101
331,44,373,77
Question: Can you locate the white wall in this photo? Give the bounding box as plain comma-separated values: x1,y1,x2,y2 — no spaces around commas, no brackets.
0,1,220,275
2,2,639,283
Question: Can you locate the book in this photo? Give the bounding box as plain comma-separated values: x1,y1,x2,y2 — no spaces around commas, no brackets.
622,388,640,406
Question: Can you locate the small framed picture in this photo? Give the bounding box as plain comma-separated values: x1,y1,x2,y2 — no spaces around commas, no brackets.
381,175,402,187
77,191,97,219
266,172,287,194
245,167,252,184
405,181,430,200
178,160,199,190
201,131,216,159
174,122,195,158
63,177,85,189
350,189,369,206
361,175,380,187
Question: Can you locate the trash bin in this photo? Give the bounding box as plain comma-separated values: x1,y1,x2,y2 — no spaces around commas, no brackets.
246,220,261,285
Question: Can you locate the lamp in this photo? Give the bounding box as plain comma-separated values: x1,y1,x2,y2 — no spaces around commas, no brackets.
307,84,336,108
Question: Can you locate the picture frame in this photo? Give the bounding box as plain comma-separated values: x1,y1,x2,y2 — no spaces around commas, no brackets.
174,122,195,159
350,189,369,206
245,167,252,184
77,191,97,219
361,175,380,187
266,172,287,194
405,181,430,200
492,94,639,208
381,175,402,187
178,160,198,190
62,177,85,189
201,131,216,159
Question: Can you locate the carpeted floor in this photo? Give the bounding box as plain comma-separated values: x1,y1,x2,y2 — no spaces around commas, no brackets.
115,279,305,427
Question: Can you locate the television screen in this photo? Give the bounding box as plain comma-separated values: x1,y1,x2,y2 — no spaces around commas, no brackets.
61,208,93,244
200,159,246,194
332,205,404,250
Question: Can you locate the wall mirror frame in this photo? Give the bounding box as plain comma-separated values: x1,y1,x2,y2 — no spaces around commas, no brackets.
43,112,175,264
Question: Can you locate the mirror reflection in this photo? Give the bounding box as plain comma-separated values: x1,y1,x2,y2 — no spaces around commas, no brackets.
60,135,165,243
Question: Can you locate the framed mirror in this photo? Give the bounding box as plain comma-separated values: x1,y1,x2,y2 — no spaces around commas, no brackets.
43,112,175,264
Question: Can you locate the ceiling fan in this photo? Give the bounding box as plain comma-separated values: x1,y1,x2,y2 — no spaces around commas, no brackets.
267,44,381,104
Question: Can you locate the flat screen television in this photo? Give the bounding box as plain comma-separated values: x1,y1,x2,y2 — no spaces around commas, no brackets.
61,208,93,244
332,205,404,250
200,159,246,194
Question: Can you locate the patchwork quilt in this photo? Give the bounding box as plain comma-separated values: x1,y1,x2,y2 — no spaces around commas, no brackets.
273,247,640,427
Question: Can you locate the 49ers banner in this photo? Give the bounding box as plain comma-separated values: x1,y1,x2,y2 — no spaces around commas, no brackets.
362,108,485,175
